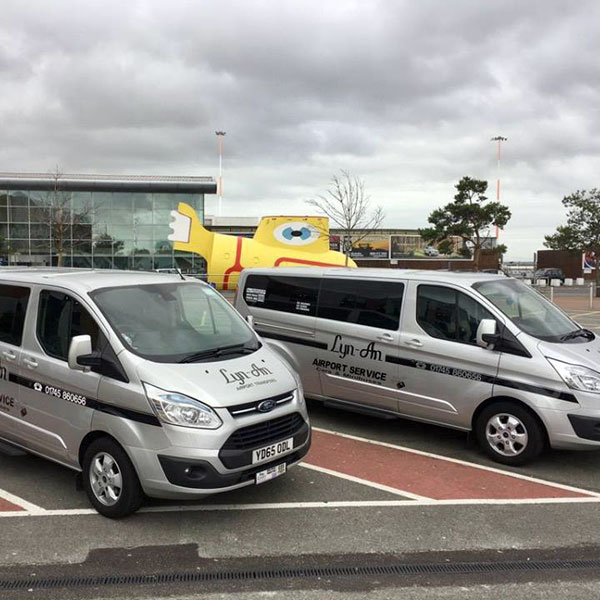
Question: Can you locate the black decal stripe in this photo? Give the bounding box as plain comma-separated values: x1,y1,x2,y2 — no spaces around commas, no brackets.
385,355,578,404
90,402,161,427
8,372,161,426
8,373,37,389
257,329,327,350
490,376,577,403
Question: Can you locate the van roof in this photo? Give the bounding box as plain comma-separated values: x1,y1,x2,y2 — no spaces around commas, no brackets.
0,267,196,293
241,266,506,286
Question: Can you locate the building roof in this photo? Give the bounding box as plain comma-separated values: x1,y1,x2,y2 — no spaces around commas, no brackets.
0,172,217,194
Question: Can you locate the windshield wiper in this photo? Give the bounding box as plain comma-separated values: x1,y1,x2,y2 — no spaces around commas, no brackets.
559,328,595,342
178,343,258,363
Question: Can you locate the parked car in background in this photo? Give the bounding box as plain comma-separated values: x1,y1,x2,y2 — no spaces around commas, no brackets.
424,246,440,257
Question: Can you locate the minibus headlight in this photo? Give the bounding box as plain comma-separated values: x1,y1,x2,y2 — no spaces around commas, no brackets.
286,368,304,405
547,358,600,394
143,383,222,429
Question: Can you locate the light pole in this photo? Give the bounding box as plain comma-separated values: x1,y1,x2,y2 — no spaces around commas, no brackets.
215,131,226,217
490,136,507,240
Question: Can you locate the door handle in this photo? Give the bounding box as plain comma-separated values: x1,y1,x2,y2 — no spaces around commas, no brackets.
23,357,38,369
377,333,394,342
404,338,423,348
1,350,16,361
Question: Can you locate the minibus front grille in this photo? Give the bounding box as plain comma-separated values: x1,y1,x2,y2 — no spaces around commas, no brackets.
221,412,306,451
227,390,295,417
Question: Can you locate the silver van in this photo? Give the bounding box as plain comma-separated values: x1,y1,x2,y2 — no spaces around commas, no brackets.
0,269,310,517
236,267,600,465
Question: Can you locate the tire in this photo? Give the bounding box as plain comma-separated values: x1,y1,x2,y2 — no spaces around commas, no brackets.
475,402,545,466
82,437,144,518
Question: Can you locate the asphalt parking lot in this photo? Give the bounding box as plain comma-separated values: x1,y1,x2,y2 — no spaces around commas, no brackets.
1,306,600,598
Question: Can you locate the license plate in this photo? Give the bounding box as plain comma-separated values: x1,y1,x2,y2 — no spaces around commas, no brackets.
252,437,294,464
256,463,286,485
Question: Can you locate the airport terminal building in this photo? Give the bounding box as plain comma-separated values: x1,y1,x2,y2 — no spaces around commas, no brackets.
0,173,215,271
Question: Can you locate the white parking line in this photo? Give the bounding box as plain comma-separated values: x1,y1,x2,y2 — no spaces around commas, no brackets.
2,496,600,518
0,488,46,514
312,427,600,498
299,462,429,500
570,311,600,317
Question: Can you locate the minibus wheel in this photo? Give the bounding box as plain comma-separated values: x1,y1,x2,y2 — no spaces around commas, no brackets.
475,402,545,465
82,438,144,518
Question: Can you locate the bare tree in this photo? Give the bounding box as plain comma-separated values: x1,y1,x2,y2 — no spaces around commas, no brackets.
307,170,384,266
42,167,93,267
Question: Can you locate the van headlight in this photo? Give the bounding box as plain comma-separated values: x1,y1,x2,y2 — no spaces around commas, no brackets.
143,383,223,429
547,358,600,394
290,371,305,406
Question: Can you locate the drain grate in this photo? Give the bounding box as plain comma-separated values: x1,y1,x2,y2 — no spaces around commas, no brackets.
1,558,599,591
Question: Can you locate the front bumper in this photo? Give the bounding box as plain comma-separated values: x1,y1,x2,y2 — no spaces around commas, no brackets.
539,405,600,450
567,415,600,442
158,440,311,489
127,413,311,499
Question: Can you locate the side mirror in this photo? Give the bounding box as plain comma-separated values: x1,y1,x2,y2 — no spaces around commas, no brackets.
246,314,255,329
68,335,101,371
476,319,499,349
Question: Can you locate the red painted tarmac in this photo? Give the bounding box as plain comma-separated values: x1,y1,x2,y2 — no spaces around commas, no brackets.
0,497,24,512
306,430,592,500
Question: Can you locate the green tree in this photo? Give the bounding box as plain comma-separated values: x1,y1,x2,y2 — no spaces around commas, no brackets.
544,189,600,296
437,239,454,256
420,176,511,271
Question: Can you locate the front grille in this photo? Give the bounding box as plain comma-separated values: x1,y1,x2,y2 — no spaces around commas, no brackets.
227,390,294,417
221,412,306,451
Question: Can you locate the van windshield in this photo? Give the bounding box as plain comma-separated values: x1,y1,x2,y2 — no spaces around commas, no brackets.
90,282,259,362
473,279,593,343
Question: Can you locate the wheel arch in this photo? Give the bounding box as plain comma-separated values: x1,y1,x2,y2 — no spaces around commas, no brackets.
471,395,549,445
78,430,122,468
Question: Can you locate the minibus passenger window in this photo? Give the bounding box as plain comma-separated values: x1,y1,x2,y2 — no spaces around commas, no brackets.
37,291,100,361
244,274,319,316
416,286,457,341
0,285,30,346
417,285,494,345
318,279,403,331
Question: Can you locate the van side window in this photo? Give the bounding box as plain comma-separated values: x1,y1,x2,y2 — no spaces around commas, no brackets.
318,279,404,331
417,285,494,345
0,285,30,346
37,291,101,361
243,275,319,316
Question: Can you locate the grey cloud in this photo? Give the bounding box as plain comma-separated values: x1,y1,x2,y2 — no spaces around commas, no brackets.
1,0,599,260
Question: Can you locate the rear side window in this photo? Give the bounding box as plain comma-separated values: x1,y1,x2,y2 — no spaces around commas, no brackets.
0,285,30,346
243,275,319,316
417,285,494,345
318,279,404,330
37,291,101,361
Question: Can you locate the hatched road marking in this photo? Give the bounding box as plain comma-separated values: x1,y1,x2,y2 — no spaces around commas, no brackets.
305,428,600,500
0,488,45,514
1,427,599,518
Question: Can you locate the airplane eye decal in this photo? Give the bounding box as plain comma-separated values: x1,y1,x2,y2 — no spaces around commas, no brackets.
273,222,319,246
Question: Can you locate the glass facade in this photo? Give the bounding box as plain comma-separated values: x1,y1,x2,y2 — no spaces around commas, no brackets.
0,189,206,273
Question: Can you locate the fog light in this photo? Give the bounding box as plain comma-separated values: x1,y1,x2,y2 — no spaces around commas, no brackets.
185,465,207,480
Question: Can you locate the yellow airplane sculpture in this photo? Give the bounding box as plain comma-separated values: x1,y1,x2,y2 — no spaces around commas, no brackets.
168,202,356,290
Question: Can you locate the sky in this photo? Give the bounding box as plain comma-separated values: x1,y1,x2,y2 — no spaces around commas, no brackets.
1,0,598,261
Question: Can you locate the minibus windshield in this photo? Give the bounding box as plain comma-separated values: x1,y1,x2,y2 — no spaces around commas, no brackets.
91,282,259,362
473,279,593,343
